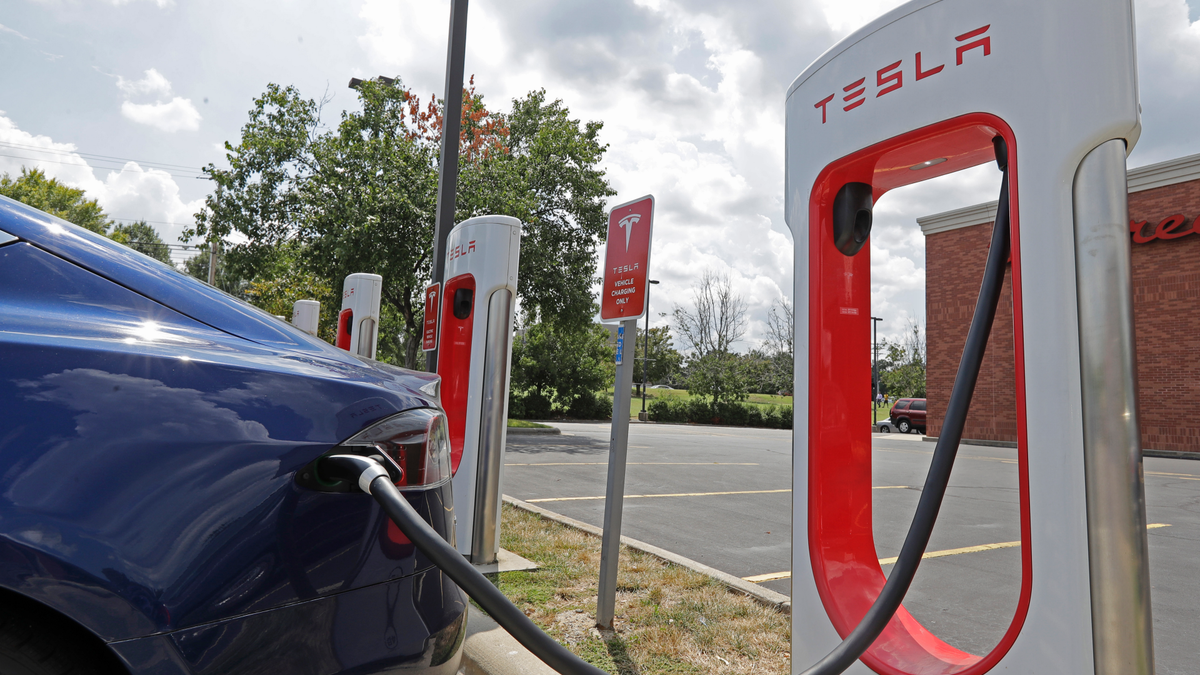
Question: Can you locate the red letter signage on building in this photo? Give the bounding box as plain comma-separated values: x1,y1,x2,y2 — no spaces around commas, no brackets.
600,195,655,322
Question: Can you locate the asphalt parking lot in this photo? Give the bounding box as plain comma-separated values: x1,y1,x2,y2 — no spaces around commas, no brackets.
503,422,1199,674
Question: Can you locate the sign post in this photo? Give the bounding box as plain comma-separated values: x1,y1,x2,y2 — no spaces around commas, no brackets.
596,195,654,630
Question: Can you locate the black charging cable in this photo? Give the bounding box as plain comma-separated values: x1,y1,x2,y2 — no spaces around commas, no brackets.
319,139,1012,675
319,453,608,675
800,138,1011,675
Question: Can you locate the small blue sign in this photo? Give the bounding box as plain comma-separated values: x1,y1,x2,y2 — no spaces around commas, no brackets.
615,326,625,365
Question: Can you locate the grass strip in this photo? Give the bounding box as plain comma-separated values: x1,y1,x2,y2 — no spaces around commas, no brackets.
492,504,791,674
508,419,554,429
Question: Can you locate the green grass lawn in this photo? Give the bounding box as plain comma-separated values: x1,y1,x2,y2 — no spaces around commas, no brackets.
601,386,888,423
872,402,890,424
507,419,553,429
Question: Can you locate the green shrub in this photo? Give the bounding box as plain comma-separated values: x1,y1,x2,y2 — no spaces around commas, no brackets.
712,401,749,426
684,398,713,423
567,391,613,420
648,398,795,429
509,390,553,420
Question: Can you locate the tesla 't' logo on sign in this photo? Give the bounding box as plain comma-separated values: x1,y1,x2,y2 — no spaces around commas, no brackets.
618,214,641,251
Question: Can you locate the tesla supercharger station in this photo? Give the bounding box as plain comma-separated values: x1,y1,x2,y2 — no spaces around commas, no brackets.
787,1,1152,674
435,215,521,564
337,273,382,359
292,299,320,336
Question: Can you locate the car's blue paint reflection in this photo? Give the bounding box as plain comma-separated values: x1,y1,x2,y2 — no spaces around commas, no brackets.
0,198,464,674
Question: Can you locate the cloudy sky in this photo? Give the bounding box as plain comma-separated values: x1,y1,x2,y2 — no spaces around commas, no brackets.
1,0,1198,347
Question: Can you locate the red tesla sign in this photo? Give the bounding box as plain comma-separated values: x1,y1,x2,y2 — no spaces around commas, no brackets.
600,195,655,322
422,282,440,351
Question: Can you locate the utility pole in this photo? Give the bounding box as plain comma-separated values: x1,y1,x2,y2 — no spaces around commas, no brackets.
427,0,470,372
207,237,217,286
871,316,882,423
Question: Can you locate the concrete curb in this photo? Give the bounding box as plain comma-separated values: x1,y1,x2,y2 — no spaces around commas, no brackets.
506,426,561,435
502,495,791,613
460,609,555,675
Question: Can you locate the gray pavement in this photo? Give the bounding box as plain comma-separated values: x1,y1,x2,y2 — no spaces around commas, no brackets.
503,422,1200,675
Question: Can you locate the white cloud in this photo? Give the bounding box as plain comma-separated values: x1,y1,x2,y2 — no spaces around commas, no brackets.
0,112,202,246
109,0,174,7
115,69,201,133
0,23,31,40
117,68,173,97
121,97,201,133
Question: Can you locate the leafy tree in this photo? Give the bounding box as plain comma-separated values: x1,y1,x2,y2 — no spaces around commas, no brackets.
740,348,792,395
0,168,109,234
299,79,442,366
880,322,927,398
188,78,614,368
185,84,323,285
110,220,172,264
510,321,615,419
684,352,752,406
483,90,615,330
632,325,683,394
182,243,247,296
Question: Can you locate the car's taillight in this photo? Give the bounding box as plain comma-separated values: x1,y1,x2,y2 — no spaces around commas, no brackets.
303,409,453,492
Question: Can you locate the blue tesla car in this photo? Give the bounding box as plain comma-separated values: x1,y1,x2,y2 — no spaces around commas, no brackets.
0,196,466,675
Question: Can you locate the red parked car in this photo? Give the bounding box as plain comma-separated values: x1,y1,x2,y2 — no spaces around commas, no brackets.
889,398,927,434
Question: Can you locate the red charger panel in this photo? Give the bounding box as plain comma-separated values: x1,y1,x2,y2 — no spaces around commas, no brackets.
437,273,475,473
336,308,353,351
807,113,1031,675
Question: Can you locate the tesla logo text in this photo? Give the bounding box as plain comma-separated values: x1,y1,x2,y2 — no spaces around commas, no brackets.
447,240,477,262
611,262,640,275
618,214,641,251
814,24,992,123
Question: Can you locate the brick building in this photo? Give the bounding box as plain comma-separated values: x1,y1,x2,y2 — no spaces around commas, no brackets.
920,153,1200,454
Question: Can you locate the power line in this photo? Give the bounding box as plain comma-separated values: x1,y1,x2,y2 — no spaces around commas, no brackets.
0,139,208,174
111,217,198,228
0,151,205,180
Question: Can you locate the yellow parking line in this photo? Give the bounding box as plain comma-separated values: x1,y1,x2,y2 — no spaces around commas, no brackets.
505,462,760,466
742,571,792,583
742,524,1172,583
526,485,909,503
877,540,1021,566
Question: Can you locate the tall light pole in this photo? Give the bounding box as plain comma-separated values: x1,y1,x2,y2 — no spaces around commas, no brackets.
871,316,883,423
641,279,659,416
427,0,470,373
